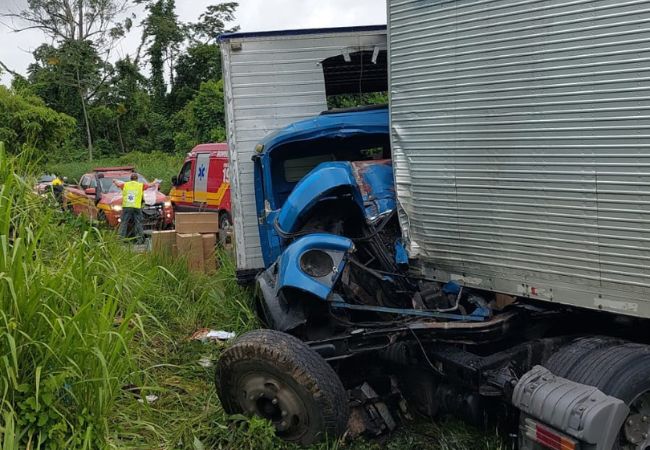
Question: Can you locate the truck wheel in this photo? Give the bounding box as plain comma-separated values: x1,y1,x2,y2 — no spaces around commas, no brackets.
219,213,232,246
546,340,650,449
216,329,348,445
545,336,624,378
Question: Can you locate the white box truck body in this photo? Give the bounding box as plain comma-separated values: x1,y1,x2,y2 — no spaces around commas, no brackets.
388,0,650,319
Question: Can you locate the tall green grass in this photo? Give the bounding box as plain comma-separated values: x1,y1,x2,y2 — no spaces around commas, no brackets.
0,145,145,448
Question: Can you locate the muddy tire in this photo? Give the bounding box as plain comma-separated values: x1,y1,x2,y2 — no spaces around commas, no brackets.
219,212,232,246
546,339,650,449
545,336,624,378
216,329,348,445
96,210,107,225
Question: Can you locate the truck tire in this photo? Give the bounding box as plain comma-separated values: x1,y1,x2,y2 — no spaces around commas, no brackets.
215,329,349,445
545,336,624,378
546,339,650,449
219,212,232,246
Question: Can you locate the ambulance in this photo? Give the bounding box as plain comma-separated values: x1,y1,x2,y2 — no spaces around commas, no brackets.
170,143,232,241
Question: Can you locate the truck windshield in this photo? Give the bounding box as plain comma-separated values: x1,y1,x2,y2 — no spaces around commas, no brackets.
100,175,148,193
269,133,390,208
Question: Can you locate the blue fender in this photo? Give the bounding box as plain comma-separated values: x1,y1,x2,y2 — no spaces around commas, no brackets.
276,162,363,234
276,233,354,300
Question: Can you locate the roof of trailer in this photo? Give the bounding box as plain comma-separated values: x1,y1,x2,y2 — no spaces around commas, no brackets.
218,25,386,42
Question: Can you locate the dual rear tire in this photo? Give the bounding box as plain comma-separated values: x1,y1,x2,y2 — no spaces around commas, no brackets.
545,337,650,449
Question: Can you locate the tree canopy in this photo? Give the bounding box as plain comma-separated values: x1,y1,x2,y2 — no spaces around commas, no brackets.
1,1,239,161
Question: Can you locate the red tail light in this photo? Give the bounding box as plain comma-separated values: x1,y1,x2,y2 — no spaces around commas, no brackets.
524,418,577,450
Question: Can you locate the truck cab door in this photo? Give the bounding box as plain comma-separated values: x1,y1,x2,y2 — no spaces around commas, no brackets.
193,153,210,209
79,175,98,219
254,158,282,266
171,160,193,209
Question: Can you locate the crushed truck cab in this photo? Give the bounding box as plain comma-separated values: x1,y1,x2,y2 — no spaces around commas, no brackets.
251,107,420,332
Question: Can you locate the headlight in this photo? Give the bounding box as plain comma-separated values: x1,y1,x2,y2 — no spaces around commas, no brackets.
111,205,122,212
300,250,334,278
164,200,172,208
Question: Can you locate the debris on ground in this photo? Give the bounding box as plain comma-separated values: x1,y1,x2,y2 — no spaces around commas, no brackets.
198,356,213,368
137,394,159,404
188,328,236,342
123,384,159,404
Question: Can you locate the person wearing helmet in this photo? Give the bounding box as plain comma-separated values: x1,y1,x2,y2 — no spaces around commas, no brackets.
112,173,156,243
50,175,64,204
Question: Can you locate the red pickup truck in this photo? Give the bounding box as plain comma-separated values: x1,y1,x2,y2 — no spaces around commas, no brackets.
170,143,232,237
63,166,174,229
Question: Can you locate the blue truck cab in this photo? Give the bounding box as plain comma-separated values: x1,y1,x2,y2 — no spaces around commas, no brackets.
250,106,405,331
250,106,489,334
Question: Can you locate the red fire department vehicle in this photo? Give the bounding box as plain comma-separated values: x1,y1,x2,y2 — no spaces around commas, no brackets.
170,143,232,241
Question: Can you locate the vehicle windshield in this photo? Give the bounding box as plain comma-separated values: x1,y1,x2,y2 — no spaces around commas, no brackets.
100,174,149,193
38,174,56,183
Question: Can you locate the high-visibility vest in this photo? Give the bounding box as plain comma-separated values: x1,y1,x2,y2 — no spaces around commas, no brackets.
122,181,144,208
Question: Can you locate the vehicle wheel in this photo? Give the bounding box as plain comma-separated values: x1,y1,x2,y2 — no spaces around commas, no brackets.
216,329,348,445
97,210,106,224
546,340,650,449
544,335,624,378
219,212,232,246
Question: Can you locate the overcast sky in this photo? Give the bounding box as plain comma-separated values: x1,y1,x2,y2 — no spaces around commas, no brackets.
0,0,386,85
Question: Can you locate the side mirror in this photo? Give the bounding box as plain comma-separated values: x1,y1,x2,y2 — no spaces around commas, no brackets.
171,175,178,186
85,188,96,196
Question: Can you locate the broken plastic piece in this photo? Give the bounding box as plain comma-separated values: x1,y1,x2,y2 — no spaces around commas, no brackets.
189,328,236,342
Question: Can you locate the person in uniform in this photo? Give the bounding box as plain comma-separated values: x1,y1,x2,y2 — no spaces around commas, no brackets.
112,173,156,243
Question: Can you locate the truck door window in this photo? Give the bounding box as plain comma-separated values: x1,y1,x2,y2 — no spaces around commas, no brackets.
80,175,90,189
179,162,192,184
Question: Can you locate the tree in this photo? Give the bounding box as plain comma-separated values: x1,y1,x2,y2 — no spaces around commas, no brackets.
0,85,76,158
172,79,226,151
3,0,133,159
27,40,107,159
168,43,221,112
190,2,239,44
138,0,184,110
3,0,131,46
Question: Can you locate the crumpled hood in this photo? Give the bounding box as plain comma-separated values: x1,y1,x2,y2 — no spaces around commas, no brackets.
276,159,396,238
349,159,395,222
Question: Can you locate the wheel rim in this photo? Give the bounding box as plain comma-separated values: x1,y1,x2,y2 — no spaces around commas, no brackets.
238,372,310,439
622,391,650,449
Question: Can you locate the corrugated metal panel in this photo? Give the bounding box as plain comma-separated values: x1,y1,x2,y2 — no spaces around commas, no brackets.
389,0,650,317
221,30,387,271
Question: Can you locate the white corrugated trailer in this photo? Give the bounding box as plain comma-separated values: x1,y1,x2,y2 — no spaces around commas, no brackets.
388,0,650,319
218,26,386,280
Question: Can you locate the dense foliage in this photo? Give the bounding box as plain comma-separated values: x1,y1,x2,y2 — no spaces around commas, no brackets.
0,86,76,157
1,0,238,161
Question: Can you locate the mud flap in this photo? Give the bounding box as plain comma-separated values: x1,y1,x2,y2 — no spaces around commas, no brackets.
513,365,628,450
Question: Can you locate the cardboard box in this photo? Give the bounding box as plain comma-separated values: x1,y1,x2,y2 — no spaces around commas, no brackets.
176,233,204,272
202,233,217,274
151,230,176,256
175,213,219,234
495,293,516,310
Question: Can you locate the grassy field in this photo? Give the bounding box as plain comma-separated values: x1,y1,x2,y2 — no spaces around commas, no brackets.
1,149,507,449
46,151,185,194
